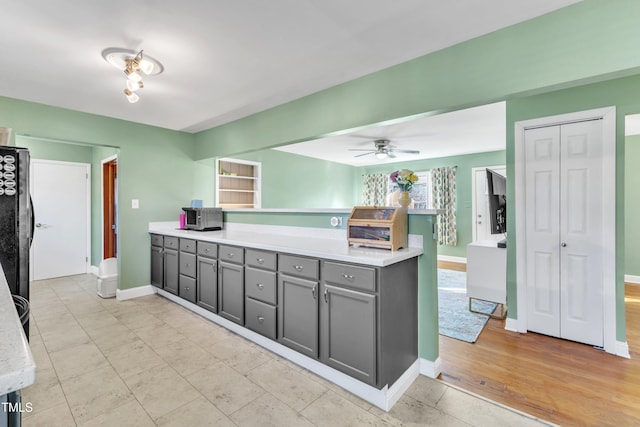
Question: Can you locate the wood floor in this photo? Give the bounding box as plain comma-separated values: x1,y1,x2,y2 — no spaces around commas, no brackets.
437,263,640,426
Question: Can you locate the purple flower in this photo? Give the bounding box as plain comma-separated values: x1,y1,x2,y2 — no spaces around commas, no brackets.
390,171,399,183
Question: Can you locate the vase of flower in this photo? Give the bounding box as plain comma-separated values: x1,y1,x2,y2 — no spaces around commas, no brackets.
398,191,411,207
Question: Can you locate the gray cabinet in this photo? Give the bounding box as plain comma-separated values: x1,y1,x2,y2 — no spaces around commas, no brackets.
218,245,244,324
245,249,277,339
179,239,197,303
163,236,179,295
197,242,218,313
150,234,163,288
278,254,319,359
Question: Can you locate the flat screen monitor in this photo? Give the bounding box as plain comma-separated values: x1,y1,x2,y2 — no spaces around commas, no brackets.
486,168,506,235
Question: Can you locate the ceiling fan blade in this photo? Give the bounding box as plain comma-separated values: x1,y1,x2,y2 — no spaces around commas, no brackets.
354,152,374,157
391,149,421,154
387,151,397,158
348,148,375,152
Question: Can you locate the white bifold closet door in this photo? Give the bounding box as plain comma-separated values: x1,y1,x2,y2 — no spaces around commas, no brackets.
524,119,604,347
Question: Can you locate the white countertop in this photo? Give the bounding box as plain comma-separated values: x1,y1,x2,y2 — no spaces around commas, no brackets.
0,264,36,396
223,208,442,215
149,222,423,267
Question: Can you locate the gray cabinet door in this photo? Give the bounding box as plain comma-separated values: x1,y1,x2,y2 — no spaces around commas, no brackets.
197,256,217,313
179,275,196,303
320,283,376,386
164,248,179,295
218,261,244,324
277,274,318,358
151,246,163,288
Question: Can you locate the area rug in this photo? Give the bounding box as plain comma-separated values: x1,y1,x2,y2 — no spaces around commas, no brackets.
438,269,498,343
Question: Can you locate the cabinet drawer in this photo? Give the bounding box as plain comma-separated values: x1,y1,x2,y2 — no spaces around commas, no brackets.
245,298,276,340
164,236,179,250
322,261,376,293
245,267,277,305
245,249,277,270
197,241,218,258
179,275,197,304
219,245,244,264
150,234,163,247
180,238,196,254
278,254,319,280
180,252,196,278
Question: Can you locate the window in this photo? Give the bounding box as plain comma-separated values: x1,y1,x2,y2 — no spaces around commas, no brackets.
387,170,432,209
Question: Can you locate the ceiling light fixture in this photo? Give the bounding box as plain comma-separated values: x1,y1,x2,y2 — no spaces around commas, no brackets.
102,48,164,104
375,151,388,159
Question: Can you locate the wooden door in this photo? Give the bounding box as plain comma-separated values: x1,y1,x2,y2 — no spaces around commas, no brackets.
102,158,117,258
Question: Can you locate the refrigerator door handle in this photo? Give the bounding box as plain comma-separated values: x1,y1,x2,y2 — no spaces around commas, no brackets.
29,196,34,248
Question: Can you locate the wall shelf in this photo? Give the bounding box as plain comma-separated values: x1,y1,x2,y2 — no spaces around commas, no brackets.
215,158,261,209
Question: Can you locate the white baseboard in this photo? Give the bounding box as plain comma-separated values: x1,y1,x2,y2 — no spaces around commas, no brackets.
155,288,417,411
625,275,640,284
116,284,156,301
504,317,519,332
89,265,99,276
419,357,441,378
616,341,631,359
437,255,466,264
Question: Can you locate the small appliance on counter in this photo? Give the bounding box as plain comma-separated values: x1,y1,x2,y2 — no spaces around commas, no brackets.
181,207,223,231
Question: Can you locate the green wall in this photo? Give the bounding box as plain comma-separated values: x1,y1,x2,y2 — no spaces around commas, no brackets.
234,149,358,208
359,151,506,258
626,134,640,277
1,96,196,290
18,136,93,163
506,73,640,342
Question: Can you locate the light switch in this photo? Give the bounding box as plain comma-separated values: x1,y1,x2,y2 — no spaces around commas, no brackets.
132,199,139,209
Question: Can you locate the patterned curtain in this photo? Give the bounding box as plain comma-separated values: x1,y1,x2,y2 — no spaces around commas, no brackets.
431,166,457,246
362,173,388,206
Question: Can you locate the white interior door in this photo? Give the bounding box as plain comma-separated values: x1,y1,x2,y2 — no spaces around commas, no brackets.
472,166,506,242
30,160,90,280
524,121,604,346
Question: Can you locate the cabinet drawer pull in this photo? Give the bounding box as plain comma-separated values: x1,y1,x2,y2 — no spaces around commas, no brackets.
256,283,265,289
204,248,209,253
343,274,354,282
312,284,317,299
323,288,328,303
185,263,190,268
256,258,265,264
227,253,234,258
294,265,304,272
185,287,190,291
257,315,265,323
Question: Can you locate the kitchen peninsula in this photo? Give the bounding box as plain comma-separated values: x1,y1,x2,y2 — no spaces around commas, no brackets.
148,210,433,410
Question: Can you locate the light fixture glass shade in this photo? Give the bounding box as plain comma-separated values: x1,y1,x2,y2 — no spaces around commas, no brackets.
126,80,144,91
375,151,388,159
125,69,142,82
138,58,155,75
124,89,139,103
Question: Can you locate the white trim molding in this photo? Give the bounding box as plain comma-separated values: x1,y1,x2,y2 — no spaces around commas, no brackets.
437,255,466,264
504,317,518,332
616,341,631,359
419,357,442,379
514,106,618,355
625,275,640,285
116,284,156,301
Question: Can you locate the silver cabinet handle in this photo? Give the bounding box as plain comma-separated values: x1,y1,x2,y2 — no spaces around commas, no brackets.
323,288,328,303
256,283,264,289
343,274,354,282
312,284,317,299
227,253,234,258
294,265,303,272
257,316,265,323
561,242,567,247
184,263,190,268
257,258,265,264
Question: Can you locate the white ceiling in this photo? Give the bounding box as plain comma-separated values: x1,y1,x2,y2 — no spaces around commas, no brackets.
275,102,506,166
0,1,580,134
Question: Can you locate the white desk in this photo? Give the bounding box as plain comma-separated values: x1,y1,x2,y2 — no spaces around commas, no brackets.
466,240,507,318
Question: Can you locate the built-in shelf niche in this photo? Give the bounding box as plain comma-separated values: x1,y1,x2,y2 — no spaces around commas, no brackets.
215,158,261,209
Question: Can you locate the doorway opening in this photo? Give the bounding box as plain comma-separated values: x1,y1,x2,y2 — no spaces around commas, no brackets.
102,155,117,259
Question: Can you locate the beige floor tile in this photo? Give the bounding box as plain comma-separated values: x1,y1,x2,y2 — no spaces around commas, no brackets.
231,393,316,427
84,323,141,352
60,365,132,424
102,339,167,379
375,394,469,427
223,340,273,374
156,396,235,427
404,374,449,407
41,325,91,353
113,309,165,330
74,310,120,332
186,361,265,415
299,368,374,412
78,399,155,427
301,390,392,426
123,364,202,420
199,332,255,361
152,337,219,377
32,311,76,335
48,342,109,382
436,387,549,427
20,367,67,416
246,358,328,412
133,323,185,349
64,300,106,317
22,401,76,427
28,339,54,371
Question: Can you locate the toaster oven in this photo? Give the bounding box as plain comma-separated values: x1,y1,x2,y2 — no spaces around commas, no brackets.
182,207,223,231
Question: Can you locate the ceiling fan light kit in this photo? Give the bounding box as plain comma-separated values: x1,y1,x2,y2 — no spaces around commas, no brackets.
349,139,420,161
102,48,164,103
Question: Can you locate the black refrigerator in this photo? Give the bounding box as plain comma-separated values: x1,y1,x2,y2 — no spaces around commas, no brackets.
0,145,32,336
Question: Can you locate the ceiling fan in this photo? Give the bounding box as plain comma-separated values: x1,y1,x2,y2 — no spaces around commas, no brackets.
348,139,420,159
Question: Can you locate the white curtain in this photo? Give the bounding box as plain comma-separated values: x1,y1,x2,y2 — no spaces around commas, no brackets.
431,166,457,246
362,173,388,206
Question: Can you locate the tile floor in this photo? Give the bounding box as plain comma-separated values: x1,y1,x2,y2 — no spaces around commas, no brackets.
22,275,553,426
